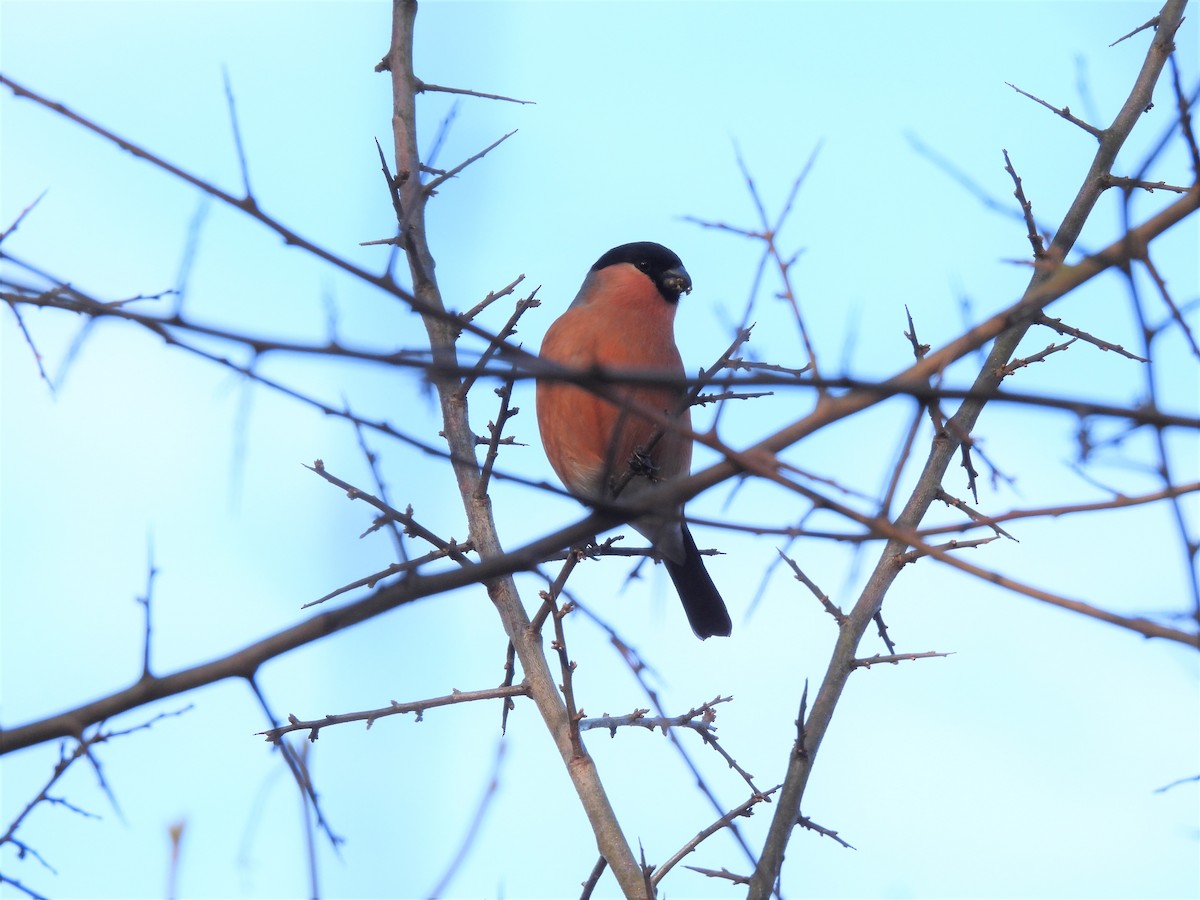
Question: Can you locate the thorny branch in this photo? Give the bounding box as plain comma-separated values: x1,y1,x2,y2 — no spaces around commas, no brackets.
259,684,532,743
0,2,1195,898
749,4,1196,894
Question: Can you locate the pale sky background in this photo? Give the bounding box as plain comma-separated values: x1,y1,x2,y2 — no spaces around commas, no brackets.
1,2,1198,899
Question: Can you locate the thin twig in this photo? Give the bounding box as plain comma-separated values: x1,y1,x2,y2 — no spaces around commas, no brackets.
1005,82,1104,139
652,786,781,886
414,79,535,105
423,130,517,194
260,684,531,743
221,66,253,199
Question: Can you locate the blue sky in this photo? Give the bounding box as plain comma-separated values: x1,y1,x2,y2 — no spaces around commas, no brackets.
2,2,1198,899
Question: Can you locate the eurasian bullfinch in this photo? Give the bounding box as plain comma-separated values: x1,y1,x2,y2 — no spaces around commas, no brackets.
536,242,732,639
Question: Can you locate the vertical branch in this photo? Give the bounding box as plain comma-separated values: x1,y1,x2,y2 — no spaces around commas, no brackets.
382,3,644,895
747,2,1191,894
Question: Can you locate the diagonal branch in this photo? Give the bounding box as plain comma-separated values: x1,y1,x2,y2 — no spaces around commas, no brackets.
748,4,1193,893
382,2,644,894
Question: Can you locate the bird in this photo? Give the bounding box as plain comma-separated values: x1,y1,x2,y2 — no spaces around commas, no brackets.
535,241,732,639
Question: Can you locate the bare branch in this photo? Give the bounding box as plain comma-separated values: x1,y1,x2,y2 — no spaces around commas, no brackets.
1035,312,1149,360
414,79,535,105
797,814,856,849
896,535,998,565
458,273,527,323
259,684,531,743
853,651,954,669
423,130,517,194
934,488,1017,541
996,338,1077,377
776,550,846,624
1005,81,1105,139
1003,149,1049,259
652,787,781,886
1110,14,1161,47
1104,174,1191,193
752,7,1195,886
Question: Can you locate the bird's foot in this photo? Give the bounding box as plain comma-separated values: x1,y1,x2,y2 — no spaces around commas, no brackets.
628,449,660,481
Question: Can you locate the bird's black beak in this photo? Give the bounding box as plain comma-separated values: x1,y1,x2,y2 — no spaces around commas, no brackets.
661,266,692,302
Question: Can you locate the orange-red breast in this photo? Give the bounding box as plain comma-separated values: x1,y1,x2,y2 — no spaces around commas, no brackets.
536,242,732,639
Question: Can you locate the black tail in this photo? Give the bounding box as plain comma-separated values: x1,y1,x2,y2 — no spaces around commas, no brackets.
663,524,732,639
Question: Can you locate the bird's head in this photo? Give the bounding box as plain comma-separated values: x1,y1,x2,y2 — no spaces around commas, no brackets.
591,241,692,304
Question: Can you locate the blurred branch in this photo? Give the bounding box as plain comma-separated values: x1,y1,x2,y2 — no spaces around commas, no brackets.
921,482,1200,538
1,708,191,895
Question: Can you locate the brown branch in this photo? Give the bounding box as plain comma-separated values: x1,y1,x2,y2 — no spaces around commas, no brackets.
853,652,953,669
414,79,535,105
1004,149,1049,259
259,684,531,742
459,291,541,395
381,8,646,891
423,129,517,194
7,291,1196,757
3,23,1194,810
691,388,773,406
350,420,410,559
726,358,812,378
581,696,732,738
1035,312,1149,360
777,550,846,624
922,482,1200,538
751,8,1194,887
797,814,856,849
651,787,780,887
0,74,528,356
682,865,752,885
579,856,608,900
896,535,998,565
1104,174,1191,193
763,467,1197,646
304,461,472,563
475,378,519,499
5,270,1195,431
547,581,585,760
1005,82,1105,139
584,696,760,797
997,338,1077,377
934,488,1017,541
458,273,527,323
931,551,1198,645
1110,15,1161,47
302,541,473,609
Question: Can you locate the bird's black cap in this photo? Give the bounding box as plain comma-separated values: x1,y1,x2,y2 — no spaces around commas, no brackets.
592,241,692,303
